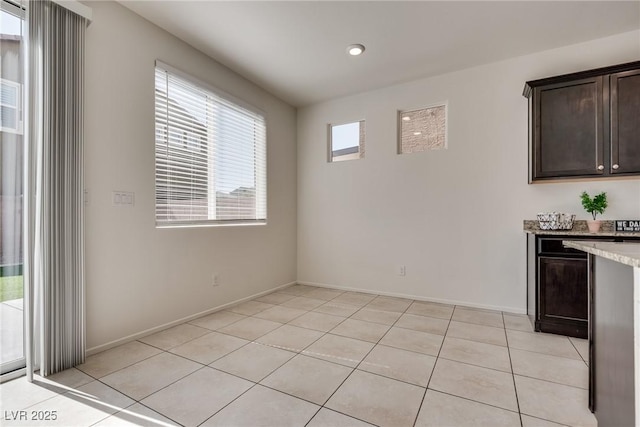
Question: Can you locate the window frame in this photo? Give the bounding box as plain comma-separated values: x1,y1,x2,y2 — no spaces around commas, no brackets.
1,77,23,135
327,119,366,163
397,102,448,155
154,60,267,228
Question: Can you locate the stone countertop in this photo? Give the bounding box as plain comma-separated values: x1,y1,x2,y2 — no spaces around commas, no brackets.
524,220,640,237
563,240,640,268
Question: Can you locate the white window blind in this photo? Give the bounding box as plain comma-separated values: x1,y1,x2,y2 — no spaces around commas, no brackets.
1,78,23,134
155,62,267,226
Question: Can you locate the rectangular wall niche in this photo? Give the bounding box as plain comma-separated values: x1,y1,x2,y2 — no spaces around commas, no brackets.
398,104,447,154
329,120,365,162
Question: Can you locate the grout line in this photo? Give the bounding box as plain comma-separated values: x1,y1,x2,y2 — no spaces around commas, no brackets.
213,321,285,342
125,400,183,427
412,305,453,426
188,310,250,329
517,413,572,426
567,336,589,365
425,388,522,415
302,406,324,427
449,318,506,330
253,380,378,427
345,364,428,389
109,362,208,401
211,344,296,382
307,407,377,426
225,305,275,317
507,343,586,362
88,370,189,426
256,382,326,408
78,344,167,381
136,327,213,353
511,372,588,391
196,381,261,426
511,371,590,391
312,296,416,425
503,312,524,427
434,354,513,375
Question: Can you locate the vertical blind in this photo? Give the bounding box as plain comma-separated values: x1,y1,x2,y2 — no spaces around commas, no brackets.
154,62,267,226
28,0,87,377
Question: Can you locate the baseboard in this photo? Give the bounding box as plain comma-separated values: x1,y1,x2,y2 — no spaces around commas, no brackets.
85,281,297,356
1,367,26,384
296,280,526,315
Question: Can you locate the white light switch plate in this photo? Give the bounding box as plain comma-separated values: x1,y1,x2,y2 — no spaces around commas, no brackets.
112,191,135,207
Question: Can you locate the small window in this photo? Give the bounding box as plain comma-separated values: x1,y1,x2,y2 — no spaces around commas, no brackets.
155,62,267,226
0,78,22,135
329,120,365,162
398,104,446,154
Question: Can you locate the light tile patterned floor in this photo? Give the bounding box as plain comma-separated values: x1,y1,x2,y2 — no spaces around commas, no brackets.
1,299,24,364
0,284,595,427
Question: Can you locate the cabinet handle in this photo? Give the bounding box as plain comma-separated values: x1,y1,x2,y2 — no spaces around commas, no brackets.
597,165,604,171
612,164,620,170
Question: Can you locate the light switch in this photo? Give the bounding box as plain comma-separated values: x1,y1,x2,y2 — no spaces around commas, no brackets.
112,191,135,207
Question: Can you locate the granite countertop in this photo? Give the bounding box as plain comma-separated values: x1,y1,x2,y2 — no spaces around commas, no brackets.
563,240,640,268
524,220,640,237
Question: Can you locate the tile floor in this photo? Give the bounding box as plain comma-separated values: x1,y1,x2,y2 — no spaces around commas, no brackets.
1,298,24,363
0,284,595,427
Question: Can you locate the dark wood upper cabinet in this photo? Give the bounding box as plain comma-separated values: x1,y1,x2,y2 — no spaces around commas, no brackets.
534,77,603,179
611,69,640,175
524,61,640,182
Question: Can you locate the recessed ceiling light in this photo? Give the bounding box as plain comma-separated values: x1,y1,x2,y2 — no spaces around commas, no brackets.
347,44,365,56
413,132,422,136
402,116,411,121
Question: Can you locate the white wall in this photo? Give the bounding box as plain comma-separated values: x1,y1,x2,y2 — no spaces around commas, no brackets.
84,1,297,351
297,31,640,313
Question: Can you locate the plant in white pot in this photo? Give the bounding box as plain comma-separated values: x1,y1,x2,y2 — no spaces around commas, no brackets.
580,191,608,233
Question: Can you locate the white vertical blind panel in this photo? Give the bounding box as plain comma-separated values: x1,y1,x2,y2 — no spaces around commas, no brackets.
155,66,267,225
28,0,87,377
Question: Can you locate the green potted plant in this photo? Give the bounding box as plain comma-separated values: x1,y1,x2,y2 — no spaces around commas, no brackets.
580,191,608,233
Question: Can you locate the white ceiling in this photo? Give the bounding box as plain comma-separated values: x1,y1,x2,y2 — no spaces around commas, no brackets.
119,1,640,107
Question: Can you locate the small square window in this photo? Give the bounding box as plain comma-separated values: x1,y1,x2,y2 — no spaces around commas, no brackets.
328,120,365,162
398,104,446,154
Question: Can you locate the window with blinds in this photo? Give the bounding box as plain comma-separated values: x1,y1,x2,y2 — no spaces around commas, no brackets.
1,78,23,135
154,62,267,226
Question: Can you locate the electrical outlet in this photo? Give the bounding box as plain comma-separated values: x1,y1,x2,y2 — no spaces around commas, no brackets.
212,273,220,287
398,265,406,276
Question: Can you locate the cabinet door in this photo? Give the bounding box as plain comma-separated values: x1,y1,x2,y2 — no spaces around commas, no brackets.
610,70,640,174
533,77,604,179
539,256,588,323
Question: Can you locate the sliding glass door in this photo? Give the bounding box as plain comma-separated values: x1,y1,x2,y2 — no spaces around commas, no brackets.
0,0,25,376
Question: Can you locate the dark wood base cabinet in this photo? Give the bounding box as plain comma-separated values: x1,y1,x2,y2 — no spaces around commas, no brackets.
538,255,588,337
527,235,592,338
527,234,640,339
